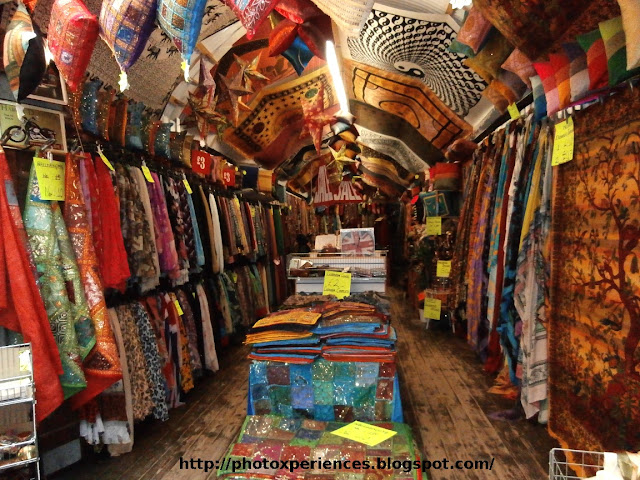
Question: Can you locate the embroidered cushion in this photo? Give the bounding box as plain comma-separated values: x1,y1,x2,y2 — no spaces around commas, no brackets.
80,78,101,135
576,28,609,91
464,31,513,83
224,0,279,39
501,49,536,88
157,0,207,64
481,81,509,113
99,0,157,72
617,0,640,70
47,0,99,92
275,0,324,23
599,16,640,86
562,43,590,103
126,101,145,150
449,7,492,57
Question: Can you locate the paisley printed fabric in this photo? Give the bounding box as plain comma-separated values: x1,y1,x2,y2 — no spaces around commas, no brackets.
64,154,122,409
164,176,190,283
23,162,94,398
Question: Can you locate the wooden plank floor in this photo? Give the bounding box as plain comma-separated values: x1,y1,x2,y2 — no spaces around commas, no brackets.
51,289,556,479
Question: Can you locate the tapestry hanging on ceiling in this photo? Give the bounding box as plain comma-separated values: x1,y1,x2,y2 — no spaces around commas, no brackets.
549,88,640,472
341,4,486,117
223,66,337,168
473,0,595,60
344,60,472,151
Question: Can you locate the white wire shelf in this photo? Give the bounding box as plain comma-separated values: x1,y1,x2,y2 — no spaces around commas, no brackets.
549,448,605,479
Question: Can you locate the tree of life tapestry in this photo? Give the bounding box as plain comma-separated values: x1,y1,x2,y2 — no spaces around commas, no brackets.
549,87,640,473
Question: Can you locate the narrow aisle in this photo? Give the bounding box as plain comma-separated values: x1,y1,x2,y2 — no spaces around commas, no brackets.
391,288,555,479
53,289,554,480
52,342,252,480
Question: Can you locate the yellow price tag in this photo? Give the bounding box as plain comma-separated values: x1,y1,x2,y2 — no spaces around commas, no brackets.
507,103,520,120
174,300,184,316
423,298,441,320
331,421,397,446
33,157,65,201
98,151,115,171
183,178,193,194
141,165,155,183
322,271,352,299
436,260,452,278
425,217,442,236
552,117,574,166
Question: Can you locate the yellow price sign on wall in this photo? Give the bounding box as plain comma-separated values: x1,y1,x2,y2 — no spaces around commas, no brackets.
33,157,65,201
552,117,574,166
331,421,397,446
426,217,442,236
323,271,352,299
436,260,452,278
424,298,441,320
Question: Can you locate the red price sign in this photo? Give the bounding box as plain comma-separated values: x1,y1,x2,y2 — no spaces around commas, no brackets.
191,150,212,175
222,167,235,187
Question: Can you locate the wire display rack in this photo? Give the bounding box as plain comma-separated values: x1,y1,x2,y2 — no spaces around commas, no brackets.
0,344,40,480
549,448,605,479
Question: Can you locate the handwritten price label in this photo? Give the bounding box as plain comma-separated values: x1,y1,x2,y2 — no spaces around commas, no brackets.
426,217,442,236
436,260,452,278
191,150,212,175
331,421,397,446
33,157,65,201
424,298,441,320
552,117,574,166
323,271,352,299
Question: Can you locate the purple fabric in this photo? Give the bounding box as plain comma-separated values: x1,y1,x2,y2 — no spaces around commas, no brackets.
147,172,179,276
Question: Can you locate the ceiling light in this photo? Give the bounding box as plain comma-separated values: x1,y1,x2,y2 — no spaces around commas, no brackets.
450,0,472,9
325,40,350,114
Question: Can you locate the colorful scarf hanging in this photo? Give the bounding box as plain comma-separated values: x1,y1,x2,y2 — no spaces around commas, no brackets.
0,151,64,421
23,162,96,399
64,154,123,409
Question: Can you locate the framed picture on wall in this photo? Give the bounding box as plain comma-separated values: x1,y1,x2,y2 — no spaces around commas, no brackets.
0,101,67,154
27,63,68,106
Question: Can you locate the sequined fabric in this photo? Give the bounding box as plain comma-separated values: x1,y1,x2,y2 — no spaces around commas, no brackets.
64,153,122,409
23,162,95,398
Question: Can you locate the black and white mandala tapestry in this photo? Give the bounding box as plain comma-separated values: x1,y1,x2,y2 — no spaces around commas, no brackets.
345,6,486,117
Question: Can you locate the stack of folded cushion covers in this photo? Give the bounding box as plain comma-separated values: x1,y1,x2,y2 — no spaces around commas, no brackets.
245,293,402,422
217,415,424,480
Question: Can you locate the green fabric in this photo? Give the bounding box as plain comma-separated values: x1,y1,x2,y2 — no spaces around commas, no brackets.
23,163,94,398
599,16,640,85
